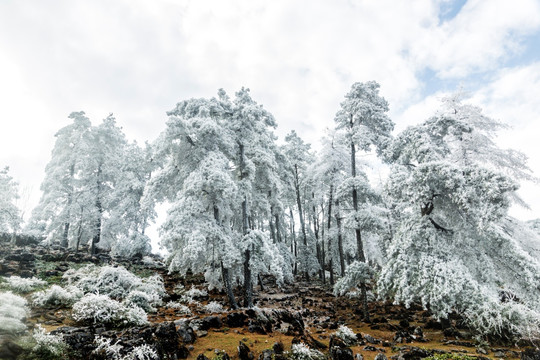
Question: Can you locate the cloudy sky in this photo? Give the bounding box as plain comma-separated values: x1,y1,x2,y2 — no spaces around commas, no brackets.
1,0,540,231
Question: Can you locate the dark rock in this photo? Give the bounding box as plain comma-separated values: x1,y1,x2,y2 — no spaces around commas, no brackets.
364,334,381,344
442,327,462,338
238,341,254,360
476,347,489,355
330,346,354,360
177,322,196,344
52,326,95,351
273,342,284,354
193,316,222,331
364,346,377,351
521,348,540,360
375,353,388,360
154,321,184,359
225,312,248,327
329,336,348,349
391,346,432,360
259,349,275,360
197,354,210,360
424,319,442,329
398,319,410,329
248,320,267,334
0,337,24,360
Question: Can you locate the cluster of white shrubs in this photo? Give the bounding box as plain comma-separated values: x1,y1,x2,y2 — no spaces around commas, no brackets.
93,336,158,360
0,291,28,334
2,275,47,293
62,265,165,317
289,343,326,360
32,285,83,307
333,325,358,346
72,294,148,326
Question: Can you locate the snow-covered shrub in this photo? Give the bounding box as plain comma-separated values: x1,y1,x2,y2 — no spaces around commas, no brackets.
333,325,357,346
111,232,152,259
72,294,148,326
32,285,83,308
2,275,47,293
123,291,157,313
63,264,165,309
93,336,158,360
166,302,192,315
333,261,374,296
185,286,207,298
31,324,66,358
289,343,326,360
0,291,28,334
203,301,225,314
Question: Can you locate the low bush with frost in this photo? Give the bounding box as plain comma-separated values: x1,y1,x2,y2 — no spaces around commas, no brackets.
166,301,192,315
32,285,83,308
31,324,66,358
63,264,165,309
72,294,148,326
289,343,326,360
93,336,158,360
0,291,28,334
2,275,47,293
334,325,358,346
185,286,207,299
203,301,225,314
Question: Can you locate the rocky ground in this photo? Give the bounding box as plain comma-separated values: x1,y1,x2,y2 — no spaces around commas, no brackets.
0,241,539,360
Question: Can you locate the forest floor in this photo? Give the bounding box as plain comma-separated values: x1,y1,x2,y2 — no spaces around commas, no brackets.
1,242,536,360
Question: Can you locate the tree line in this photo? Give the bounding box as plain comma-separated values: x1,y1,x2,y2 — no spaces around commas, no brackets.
2,81,540,339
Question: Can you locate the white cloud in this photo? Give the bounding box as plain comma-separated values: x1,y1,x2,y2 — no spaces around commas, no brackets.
409,0,540,78
0,0,539,227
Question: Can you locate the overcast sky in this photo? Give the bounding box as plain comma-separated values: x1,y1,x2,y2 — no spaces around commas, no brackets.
1,0,540,233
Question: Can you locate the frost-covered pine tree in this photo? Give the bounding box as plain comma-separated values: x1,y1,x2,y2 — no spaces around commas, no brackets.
334,81,394,320
283,130,319,280
380,93,540,338
84,114,128,254
29,112,92,247
0,167,22,234
145,94,242,308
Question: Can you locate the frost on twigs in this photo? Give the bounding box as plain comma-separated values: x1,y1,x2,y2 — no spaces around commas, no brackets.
289,343,326,360
0,291,28,334
333,325,358,346
32,285,83,308
62,265,165,310
93,336,158,360
72,294,148,326
203,301,226,314
31,324,66,358
2,275,47,293
333,261,374,296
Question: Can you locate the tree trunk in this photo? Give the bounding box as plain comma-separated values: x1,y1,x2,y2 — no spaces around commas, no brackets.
61,164,75,248
294,164,309,281
215,205,238,309
90,165,103,255
350,117,370,321
336,200,345,277
327,184,334,285
239,143,253,308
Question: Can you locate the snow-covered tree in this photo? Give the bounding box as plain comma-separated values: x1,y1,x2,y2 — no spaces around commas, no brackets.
29,112,92,247
334,81,394,320
283,130,319,280
146,94,241,308
380,93,540,338
0,167,22,234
